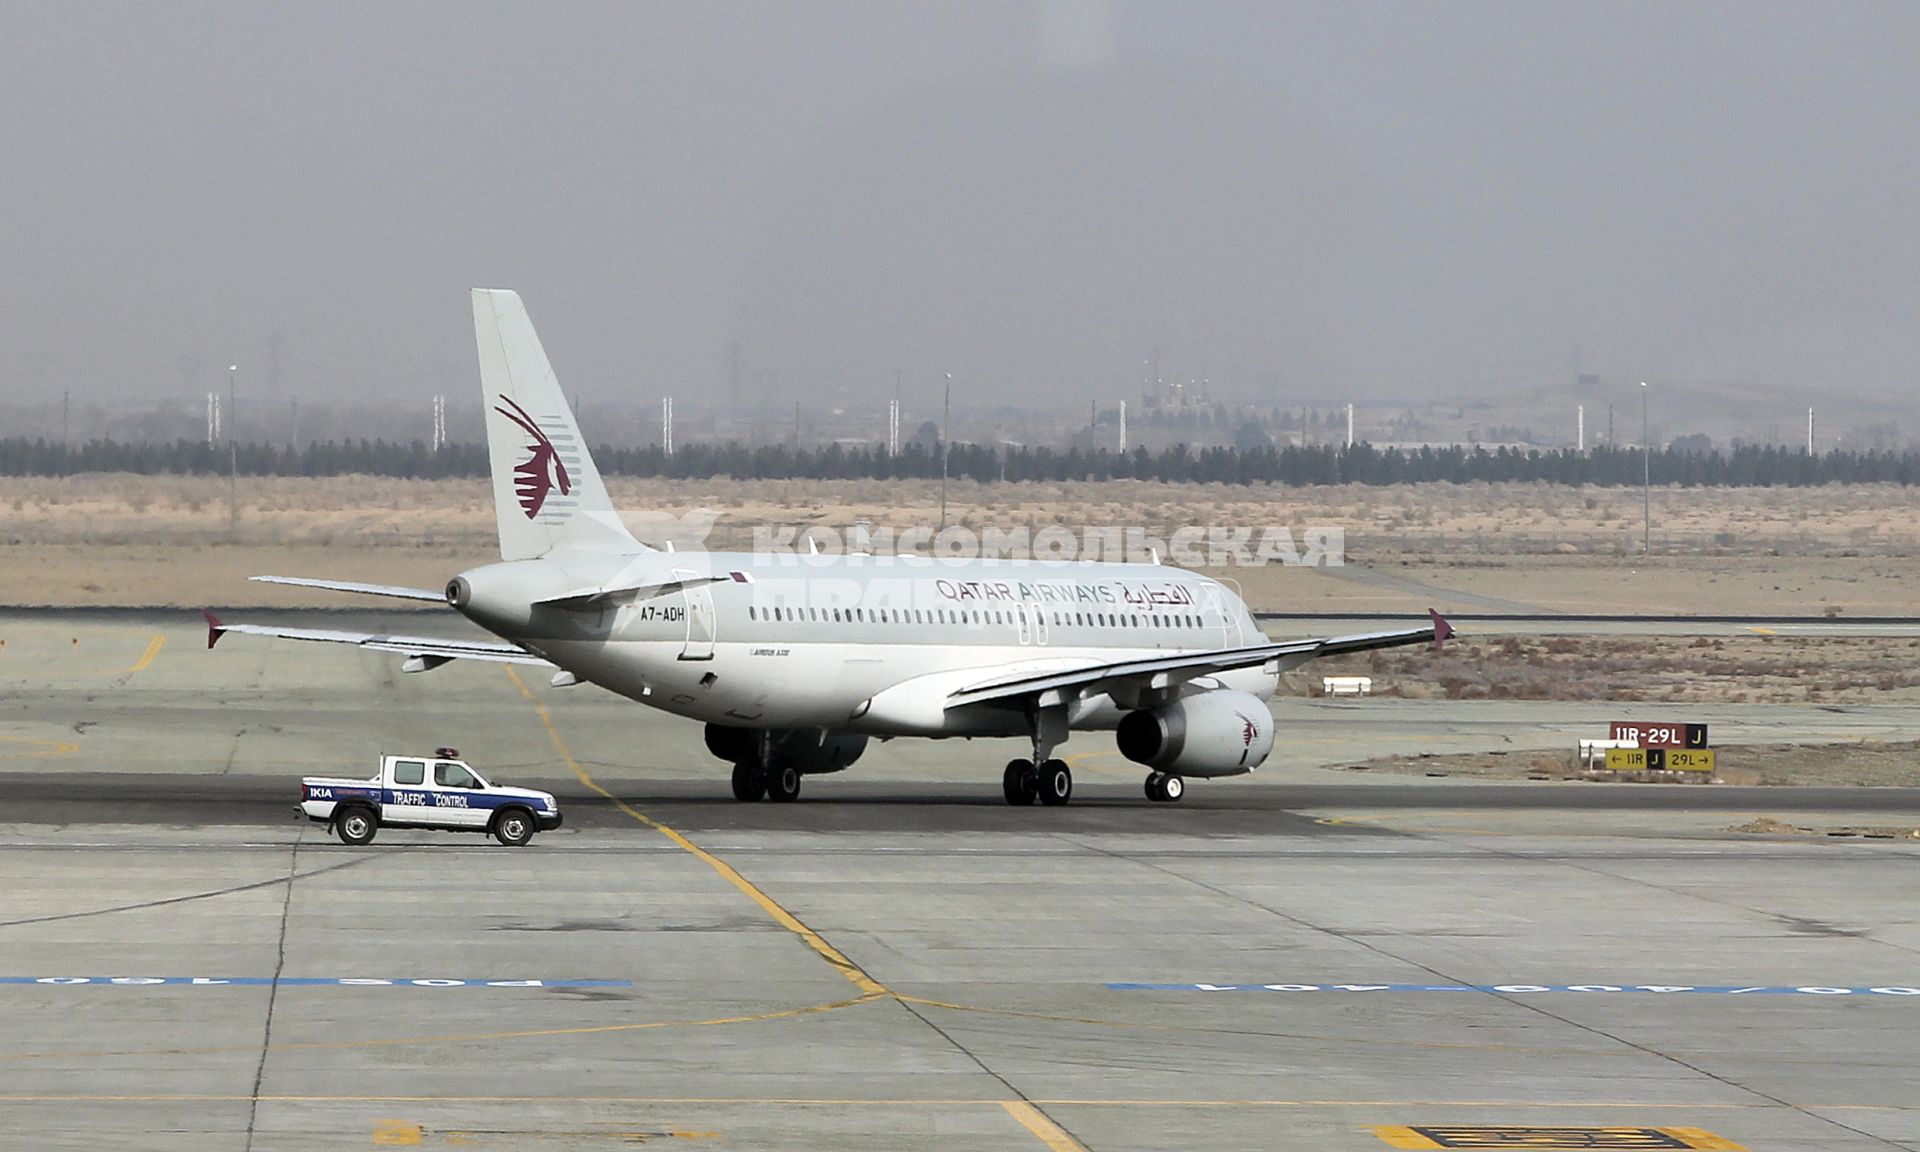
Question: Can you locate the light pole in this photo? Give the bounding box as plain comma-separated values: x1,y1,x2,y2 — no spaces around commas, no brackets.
228,365,240,542
938,373,952,532
1640,381,1650,556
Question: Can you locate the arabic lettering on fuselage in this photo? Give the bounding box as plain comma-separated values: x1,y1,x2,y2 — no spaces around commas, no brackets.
932,579,1198,608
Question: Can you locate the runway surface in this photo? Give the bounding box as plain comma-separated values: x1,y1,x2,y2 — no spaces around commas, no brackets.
10,611,1920,783
9,774,1920,834
3,612,1919,1150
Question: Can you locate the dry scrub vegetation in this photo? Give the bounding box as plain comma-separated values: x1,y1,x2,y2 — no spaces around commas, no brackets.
0,475,496,549
4,474,1918,551
1306,635,1920,705
1351,740,1920,787
2,474,1918,611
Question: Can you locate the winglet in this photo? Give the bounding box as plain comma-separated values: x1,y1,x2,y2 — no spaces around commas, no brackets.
1429,608,1454,650
204,609,225,650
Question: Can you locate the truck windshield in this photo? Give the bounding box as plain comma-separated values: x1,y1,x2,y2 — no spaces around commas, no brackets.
434,761,481,788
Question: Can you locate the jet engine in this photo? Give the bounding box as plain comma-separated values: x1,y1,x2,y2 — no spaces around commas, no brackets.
773,729,868,775
1115,690,1274,777
704,724,869,775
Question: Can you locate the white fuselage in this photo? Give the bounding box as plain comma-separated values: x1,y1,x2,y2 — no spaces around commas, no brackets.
454,551,1279,738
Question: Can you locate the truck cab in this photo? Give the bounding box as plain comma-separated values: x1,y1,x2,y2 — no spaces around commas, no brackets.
300,749,562,846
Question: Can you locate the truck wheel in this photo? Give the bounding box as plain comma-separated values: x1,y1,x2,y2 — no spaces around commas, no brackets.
493,807,536,847
335,806,378,846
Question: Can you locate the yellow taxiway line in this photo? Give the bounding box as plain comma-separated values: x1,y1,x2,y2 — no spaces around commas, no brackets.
503,667,1100,1148
125,633,167,675
1002,1101,1089,1150
506,666,886,998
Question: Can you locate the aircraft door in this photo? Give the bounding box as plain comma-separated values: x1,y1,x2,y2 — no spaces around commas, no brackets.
1218,576,1254,645
675,568,716,660
1026,599,1049,646
1200,583,1234,648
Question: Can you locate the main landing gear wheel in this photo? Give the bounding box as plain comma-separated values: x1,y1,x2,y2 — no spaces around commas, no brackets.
765,761,802,803
731,760,767,802
1036,759,1073,806
1144,772,1186,803
1002,759,1037,806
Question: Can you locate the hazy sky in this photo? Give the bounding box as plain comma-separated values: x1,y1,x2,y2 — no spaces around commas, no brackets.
3,1,1916,414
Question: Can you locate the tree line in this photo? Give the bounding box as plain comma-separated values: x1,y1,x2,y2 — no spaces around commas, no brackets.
3,436,1916,487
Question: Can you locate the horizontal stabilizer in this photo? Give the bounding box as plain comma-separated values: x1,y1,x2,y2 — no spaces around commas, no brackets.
203,610,548,667
249,576,445,603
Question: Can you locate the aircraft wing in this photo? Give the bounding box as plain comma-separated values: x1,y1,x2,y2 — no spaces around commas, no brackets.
250,575,446,602
946,610,1452,710
203,611,549,669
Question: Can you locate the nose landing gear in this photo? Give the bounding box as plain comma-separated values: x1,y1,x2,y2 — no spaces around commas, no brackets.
1143,771,1185,803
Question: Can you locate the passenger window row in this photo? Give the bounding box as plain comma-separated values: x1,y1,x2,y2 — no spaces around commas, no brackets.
745,604,1210,630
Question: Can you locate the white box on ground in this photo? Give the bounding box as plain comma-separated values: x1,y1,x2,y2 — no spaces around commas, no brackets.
1578,738,1638,768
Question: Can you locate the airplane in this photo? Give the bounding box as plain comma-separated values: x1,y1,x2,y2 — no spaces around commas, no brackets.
207,289,1452,806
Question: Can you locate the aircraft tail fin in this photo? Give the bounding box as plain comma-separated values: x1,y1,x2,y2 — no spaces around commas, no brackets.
472,289,644,561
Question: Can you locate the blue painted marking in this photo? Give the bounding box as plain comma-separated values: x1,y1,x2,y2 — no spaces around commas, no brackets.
0,977,631,988
380,786,538,813
1107,982,1920,996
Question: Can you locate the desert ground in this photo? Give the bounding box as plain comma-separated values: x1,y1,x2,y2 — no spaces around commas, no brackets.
1347,739,1920,790
1317,633,1920,705
3,474,1918,614
4,473,1919,787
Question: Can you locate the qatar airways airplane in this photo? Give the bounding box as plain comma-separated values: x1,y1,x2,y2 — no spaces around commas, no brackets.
208,290,1451,806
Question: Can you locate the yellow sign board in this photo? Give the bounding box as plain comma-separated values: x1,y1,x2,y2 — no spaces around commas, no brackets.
1603,748,1716,773
1665,748,1717,773
1604,748,1649,771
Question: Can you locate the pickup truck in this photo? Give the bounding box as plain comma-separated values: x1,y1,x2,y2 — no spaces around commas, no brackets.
299,750,562,846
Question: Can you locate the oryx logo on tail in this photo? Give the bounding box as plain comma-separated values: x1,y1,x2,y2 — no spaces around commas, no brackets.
493,395,572,518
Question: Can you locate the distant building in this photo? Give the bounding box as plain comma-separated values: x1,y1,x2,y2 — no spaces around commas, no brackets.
1141,377,1211,412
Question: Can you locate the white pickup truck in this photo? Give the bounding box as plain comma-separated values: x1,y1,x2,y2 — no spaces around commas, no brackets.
299,750,562,847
